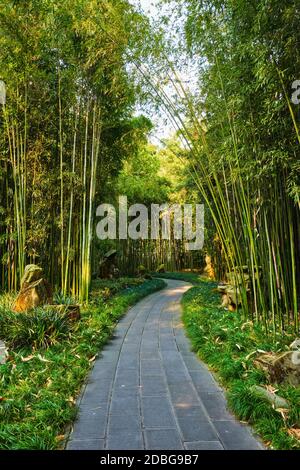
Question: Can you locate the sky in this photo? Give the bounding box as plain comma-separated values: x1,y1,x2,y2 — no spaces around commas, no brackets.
129,0,198,144
131,0,165,17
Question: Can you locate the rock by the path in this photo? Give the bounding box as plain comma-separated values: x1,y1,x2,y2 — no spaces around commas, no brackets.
217,266,259,311
254,351,300,387
99,250,119,279
204,254,215,279
218,284,244,311
157,264,165,273
13,264,53,312
290,338,300,351
250,385,289,410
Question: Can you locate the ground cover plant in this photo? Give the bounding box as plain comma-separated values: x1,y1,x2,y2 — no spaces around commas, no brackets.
159,272,300,450
0,277,165,450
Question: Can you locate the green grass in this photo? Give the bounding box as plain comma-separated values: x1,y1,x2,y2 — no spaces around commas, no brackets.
160,272,300,450
0,277,166,450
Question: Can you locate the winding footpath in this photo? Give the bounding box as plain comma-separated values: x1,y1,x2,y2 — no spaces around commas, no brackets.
67,280,263,450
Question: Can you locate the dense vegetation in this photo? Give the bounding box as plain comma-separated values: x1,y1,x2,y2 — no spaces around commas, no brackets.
1,1,298,333
147,0,300,334
0,0,299,451
0,0,152,300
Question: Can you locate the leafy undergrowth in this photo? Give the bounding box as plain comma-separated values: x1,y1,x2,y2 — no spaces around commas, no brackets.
90,277,145,302
154,271,204,284
161,272,300,450
0,277,165,450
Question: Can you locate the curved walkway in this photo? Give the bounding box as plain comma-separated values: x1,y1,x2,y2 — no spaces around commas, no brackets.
67,279,263,450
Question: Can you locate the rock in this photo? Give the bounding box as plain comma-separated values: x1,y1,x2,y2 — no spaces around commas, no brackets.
217,271,252,311
226,270,252,285
112,267,120,279
157,264,165,273
226,285,242,308
137,265,152,279
138,265,147,275
292,351,300,366
290,339,300,351
204,255,215,279
99,250,119,278
217,283,240,310
0,340,7,365
13,264,53,312
254,351,300,387
20,264,43,287
217,284,227,293
250,385,290,409
221,295,229,308
217,284,230,308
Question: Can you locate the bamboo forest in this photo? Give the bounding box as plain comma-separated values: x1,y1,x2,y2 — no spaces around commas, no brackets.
0,0,300,455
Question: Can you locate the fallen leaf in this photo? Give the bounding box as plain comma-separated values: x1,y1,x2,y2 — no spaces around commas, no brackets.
89,355,97,362
245,350,257,360
37,354,52,363
275,408,289,421
56,435,65,442
288,428,300,441
21,355,34,362
266,385,278,394
46,378,52,387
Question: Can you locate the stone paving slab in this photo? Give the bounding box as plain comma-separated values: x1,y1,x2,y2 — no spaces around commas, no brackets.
145,428,183,450
67,439,105,450
67,279,264,450
185,441,224,450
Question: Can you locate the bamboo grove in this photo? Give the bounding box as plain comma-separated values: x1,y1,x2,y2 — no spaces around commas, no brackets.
0,0,150,300
146,0,300,333
0,0,299,335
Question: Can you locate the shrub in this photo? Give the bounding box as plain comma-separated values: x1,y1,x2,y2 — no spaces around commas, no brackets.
53,291,77,306
0,306,72,350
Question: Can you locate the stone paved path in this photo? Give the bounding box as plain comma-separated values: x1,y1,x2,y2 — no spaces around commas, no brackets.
67,280,264,450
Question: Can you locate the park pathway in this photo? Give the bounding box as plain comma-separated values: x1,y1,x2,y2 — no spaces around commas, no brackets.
67,280,263,450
